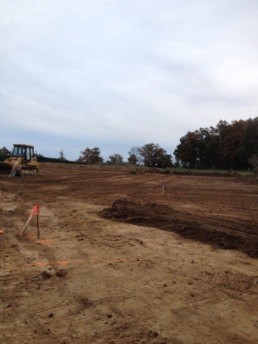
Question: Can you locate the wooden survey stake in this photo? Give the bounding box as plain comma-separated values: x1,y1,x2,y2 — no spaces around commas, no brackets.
37,206,40,239
19,205,40,239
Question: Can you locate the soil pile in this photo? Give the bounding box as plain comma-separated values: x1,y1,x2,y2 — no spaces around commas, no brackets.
100,199,258,258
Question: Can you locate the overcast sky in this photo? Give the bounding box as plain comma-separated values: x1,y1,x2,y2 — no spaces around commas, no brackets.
1,0,258,160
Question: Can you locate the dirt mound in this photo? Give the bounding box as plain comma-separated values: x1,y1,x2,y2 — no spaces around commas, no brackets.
100,199,258,258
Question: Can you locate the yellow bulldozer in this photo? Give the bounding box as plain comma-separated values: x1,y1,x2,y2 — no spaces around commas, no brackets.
0,144,39,177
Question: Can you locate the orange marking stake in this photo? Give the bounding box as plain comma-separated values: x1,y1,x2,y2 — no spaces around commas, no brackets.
19,205,40,240
37,205,40,239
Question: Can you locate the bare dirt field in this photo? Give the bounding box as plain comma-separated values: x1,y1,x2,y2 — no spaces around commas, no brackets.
1,163,258,344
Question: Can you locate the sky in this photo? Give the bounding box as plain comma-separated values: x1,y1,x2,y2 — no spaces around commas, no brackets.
1,0,258,161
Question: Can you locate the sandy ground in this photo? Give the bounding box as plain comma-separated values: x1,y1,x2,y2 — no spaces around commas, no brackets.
0,163,258,344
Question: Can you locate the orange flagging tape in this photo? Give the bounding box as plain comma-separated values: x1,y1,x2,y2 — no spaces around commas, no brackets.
25,235,50,245
36,240,51,245
31,205,39,215
24,258,145,267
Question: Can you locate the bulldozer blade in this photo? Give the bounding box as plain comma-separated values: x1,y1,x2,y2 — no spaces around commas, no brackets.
10,168,18,177
0,163,13,176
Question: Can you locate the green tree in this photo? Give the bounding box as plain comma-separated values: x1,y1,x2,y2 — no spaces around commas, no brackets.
108,154,123,164
205,126,220,169
128,153,138,165
239,117,258,167
249,154,258,174
78,147,103,164
59,150,66,162
174,117,258,170
215,120,231,169
0,146,11,161
223,120,247,169
128,146,142,165
174,132,200,168
0,146,11,156
139,143,172,168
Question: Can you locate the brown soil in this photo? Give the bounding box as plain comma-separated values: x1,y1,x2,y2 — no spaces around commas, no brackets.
100,199,258,258
0,163,258,344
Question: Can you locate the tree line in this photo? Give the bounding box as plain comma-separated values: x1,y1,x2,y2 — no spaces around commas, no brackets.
0,144,173,168
174,117,258,171
78,143,173,168
1,116,257,172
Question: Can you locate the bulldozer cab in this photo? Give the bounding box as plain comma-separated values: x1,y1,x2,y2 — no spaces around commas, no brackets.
0,144,39,177
12,145,34,162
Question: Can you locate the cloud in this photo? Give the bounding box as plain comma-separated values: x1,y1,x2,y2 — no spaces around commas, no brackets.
1,0,258,160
